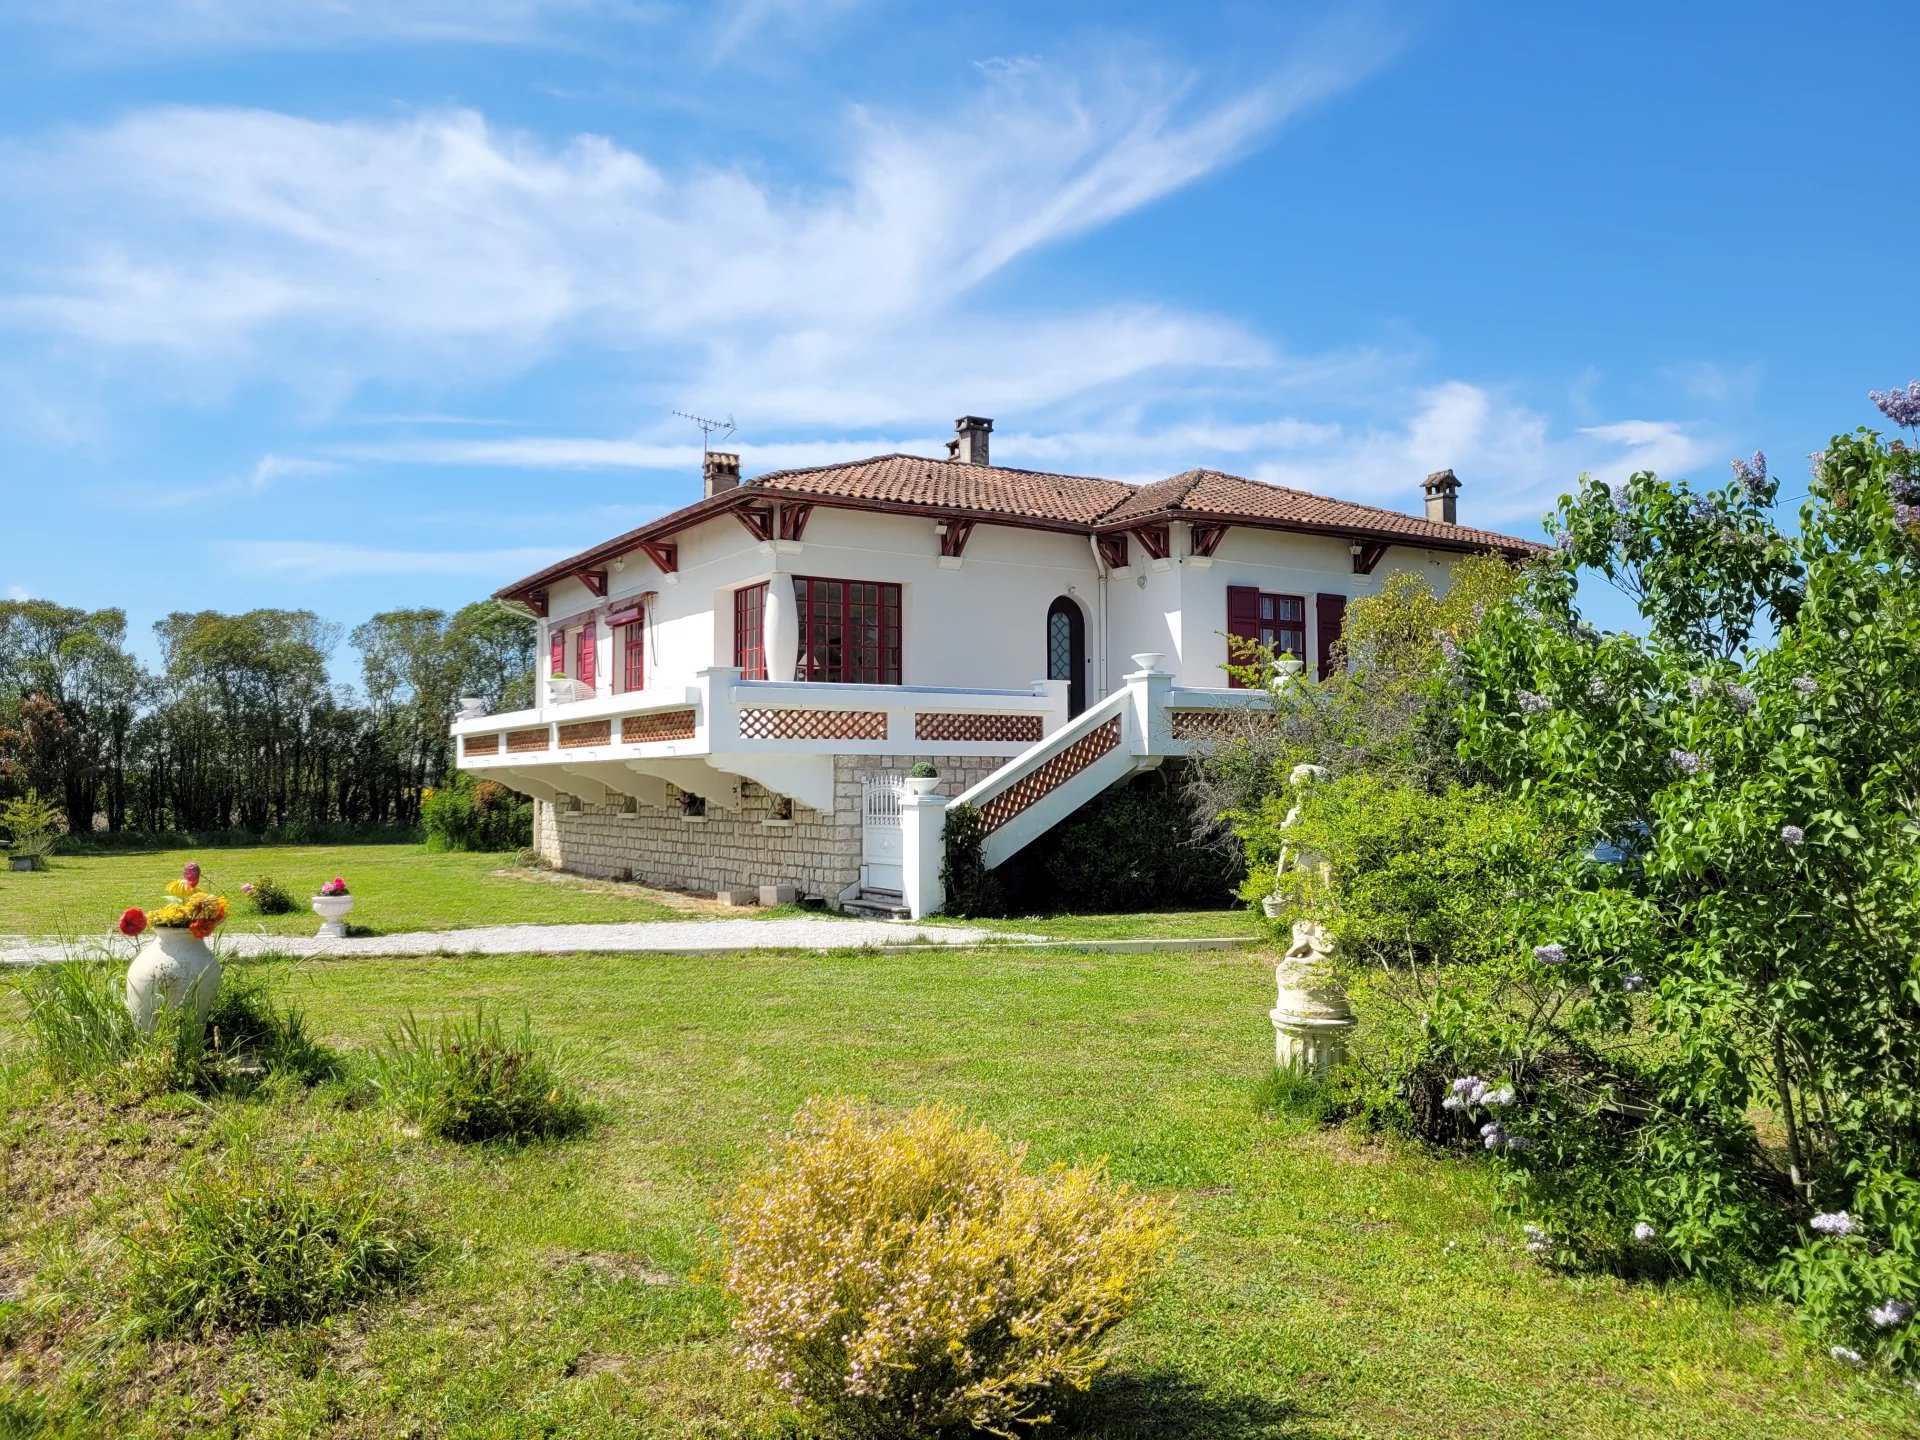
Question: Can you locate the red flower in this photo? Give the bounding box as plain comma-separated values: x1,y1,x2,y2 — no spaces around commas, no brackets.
118,908,148,938
182,861,201,887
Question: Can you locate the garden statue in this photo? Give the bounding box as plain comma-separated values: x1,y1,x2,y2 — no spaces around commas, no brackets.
1268,764,1355,1077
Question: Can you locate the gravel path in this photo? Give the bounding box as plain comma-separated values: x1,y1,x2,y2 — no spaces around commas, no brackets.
0,917,1032,966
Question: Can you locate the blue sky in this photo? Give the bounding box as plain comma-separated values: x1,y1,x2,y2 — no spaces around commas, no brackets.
1,0,1913,668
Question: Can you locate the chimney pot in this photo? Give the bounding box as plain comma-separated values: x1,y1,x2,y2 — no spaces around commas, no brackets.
703,451,742,498
1423,468,1459,525
952,415,993,466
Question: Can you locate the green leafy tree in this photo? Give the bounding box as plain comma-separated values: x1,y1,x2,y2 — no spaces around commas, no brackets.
1453,418,1920,1368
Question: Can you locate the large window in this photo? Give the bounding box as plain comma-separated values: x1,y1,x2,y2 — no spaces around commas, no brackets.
733,582,768,679
795,577,901,685
1226,586,1305,687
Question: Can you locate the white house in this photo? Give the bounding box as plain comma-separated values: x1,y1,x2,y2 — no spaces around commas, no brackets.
452,415,1536,916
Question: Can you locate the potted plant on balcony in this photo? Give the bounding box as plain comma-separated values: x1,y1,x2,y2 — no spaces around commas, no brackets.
3,790,63,872
904,761,941,797
122,862,227,1034
312,876,354,938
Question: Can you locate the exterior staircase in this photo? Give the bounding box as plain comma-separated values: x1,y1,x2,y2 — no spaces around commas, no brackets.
891,656,1280,917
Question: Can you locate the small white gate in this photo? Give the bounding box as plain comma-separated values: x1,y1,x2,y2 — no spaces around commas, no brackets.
861,774,905,894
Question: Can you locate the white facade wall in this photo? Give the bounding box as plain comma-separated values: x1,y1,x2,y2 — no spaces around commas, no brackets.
531,503,1474,710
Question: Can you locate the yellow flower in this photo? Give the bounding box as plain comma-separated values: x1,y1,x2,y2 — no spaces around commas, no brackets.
165,879,191,900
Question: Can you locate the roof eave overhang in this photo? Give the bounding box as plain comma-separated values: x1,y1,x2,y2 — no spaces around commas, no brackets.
1092,508,1540,558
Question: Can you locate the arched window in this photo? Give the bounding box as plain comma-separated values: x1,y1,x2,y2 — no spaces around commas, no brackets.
1047,597,1086,717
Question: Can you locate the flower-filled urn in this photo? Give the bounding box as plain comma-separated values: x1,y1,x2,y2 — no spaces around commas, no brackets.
122,864,226,1035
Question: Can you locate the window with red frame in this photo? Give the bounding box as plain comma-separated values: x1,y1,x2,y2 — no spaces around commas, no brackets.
619,618,645,692
1225,586,1305,687
733,582,768,679
795,577,901,684
576,619,597,692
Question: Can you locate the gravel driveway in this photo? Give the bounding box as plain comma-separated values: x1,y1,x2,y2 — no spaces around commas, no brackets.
0,916,1031,965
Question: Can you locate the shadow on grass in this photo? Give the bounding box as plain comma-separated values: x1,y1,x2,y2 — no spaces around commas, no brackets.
1063,1368,1318,1439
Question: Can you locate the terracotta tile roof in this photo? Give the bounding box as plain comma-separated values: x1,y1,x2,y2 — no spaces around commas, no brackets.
1097,468,1535,552
495,452,1539,599
748,453,1126,525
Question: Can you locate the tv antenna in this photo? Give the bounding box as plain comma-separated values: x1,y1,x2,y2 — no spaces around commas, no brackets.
673,410,736,455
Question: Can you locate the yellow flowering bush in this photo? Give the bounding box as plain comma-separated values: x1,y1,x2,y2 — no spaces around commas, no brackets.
720,1098,1179,1438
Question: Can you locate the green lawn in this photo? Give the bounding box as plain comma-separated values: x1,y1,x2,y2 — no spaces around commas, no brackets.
935,907,1262,941
0,844,686,938
2,945,1911,1439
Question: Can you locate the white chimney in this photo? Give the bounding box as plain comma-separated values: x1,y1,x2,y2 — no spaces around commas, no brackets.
947,415,993,466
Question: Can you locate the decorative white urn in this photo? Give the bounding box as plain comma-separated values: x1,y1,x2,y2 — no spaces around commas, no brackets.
1129,652,1166,674
311,893,354,939
903,775,941,797
125,928,221,1036
1271,919,1355,1077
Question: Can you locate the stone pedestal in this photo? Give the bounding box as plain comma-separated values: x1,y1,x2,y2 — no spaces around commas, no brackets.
1270,920,1355,1077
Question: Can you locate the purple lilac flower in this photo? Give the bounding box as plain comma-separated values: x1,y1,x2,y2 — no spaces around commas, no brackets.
1870,380,1920,430
1503,1134,1534,1152
1555,530,1575,552
1730,450,1769,497
1518,690,1551,715
1632,1222,1657,1245
1809,450,1827,477
1896,502,1920,531
1533,943,1567,965
1669,749,1706,776
1724,682,1756,711
1810,1211,1858,1237
1889,472,1920,504
1830,1345,1865,1367
1588,675,1610,701
1612,519,1634,544
1481,1121,1507,1150
1870,1300,1915,1329
1483,1087,1514,1107
1523,1224,1553,1256
1622,972,1647,993
1690,495,1716,521
1793,676,1818,696
1687,676,1708,700
1610,483,1631,512
1781,824,1805,847
1438,634,1459,662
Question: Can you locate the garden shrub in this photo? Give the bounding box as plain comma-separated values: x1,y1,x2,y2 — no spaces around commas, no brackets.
421,773,531,853
1032,768,1239,912
369,1008,592,1143
127,1152,430,1333
243,874,296,915
720,1097,1179,1439
937,801,1006,918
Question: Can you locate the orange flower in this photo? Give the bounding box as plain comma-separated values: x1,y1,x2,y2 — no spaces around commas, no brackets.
189,919,215,940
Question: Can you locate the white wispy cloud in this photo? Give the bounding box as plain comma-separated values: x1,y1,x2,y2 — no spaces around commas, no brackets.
6,585,31,602
0,47,1384,425
13,0,662,56
218,540,565,580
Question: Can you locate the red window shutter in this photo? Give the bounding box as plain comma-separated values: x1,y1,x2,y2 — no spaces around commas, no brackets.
577,620,596,690
549,627,566,677
1226,585,1262,688
1315,593,1348,681
734,583,768,679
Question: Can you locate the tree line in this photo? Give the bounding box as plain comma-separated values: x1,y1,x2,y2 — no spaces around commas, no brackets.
0,598,534,840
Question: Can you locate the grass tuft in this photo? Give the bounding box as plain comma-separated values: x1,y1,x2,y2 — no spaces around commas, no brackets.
1254,1064,1345,1125
126,1150,431,1334
15,954,339,1101
368,1008,593,1144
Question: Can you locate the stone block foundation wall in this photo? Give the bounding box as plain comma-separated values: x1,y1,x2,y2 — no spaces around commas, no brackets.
531,753,1002,900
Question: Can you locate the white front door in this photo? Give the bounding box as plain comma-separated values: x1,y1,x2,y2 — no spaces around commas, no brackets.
861,775,905,894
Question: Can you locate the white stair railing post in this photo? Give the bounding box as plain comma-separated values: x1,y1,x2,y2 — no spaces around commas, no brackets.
1124,653,1173,757
900,792,949,918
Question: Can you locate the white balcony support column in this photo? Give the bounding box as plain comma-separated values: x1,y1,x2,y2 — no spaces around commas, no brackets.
616,765,675,807
900,792,949,919
764,576,799,683
697,666,743,750
1124,653,1174,757
629,755,742,810
555,771,609,806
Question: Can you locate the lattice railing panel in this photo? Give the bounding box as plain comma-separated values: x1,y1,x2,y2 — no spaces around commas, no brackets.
506,727,551,753
462,733,501,757
975,716,1121,834
557,719,612,749
1168,709,1276,743
622,709,697,744
914,712,1044,745
738,708,887,742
